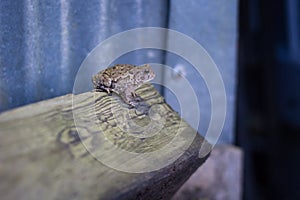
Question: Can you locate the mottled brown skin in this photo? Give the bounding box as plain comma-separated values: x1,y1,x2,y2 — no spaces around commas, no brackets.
92,64,155,106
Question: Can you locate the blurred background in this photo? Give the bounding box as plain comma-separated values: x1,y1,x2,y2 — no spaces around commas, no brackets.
0,0,300,199
238,0,300,199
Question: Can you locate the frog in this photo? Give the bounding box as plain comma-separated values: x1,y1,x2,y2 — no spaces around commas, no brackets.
92,64,155,106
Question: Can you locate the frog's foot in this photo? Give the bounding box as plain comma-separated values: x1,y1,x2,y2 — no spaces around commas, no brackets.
128,104,135,109
127,99,138,108
122,97,149,115
94,88,103,92
102,88,114,96
94,87,112,95
134,95,143,102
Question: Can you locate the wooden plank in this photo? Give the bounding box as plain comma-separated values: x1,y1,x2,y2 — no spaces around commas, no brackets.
0,84,210,200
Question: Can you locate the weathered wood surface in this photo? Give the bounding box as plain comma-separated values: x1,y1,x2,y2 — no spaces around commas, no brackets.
0,84,210,200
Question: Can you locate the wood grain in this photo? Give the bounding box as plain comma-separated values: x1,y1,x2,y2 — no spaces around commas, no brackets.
0,83,211,200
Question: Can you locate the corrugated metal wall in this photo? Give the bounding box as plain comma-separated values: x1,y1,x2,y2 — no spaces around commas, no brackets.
165,0,238,143
0,0,238,143
0,0,169,110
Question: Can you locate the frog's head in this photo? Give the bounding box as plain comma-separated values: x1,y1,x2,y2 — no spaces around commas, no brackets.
138,64,155,82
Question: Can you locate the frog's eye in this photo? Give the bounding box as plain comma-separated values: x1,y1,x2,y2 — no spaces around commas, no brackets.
144,69,150,74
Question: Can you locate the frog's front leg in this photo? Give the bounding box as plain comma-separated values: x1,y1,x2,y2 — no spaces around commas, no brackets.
131,91,142,101
131,91,142,102
118,88,137,107
97,86,112,96
106,89,112,96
